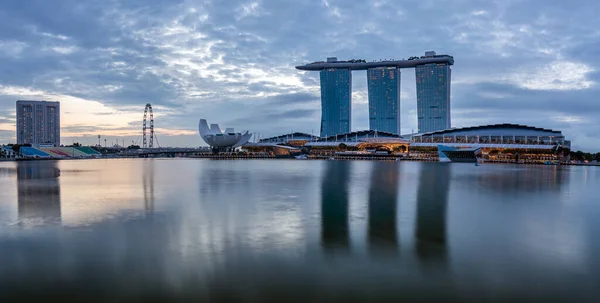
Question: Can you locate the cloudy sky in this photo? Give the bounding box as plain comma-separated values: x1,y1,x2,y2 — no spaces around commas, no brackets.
0,0,598,150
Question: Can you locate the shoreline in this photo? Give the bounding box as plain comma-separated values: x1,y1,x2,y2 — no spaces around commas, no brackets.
3,156,599,166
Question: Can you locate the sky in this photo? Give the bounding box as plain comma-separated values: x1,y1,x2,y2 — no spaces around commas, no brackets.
0,0,599,150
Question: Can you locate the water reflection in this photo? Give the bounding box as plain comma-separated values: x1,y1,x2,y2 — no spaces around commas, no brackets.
17,161,61,225
321,161,350,252
0,159,598,302
368,162,399,254
142,160,154,214
475,166,567,195
415,163,450,263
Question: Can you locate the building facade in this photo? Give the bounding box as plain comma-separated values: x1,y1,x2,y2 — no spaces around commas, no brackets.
320,68,352,137
198,119,252,152
367,67,401,134
16,100,60,147
410,124,570,163
297,52,454,136
415,62,451,133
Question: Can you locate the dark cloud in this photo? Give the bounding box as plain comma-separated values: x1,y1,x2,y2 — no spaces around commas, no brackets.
453,83,600,113
264,92,319,106
61,124,138,133
0,117,14,124
0,129,15,141
232,108,317,125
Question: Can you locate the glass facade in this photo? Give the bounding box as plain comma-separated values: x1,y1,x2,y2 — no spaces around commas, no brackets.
16,100,60,146
415,63,451,133
320,69,351,137
367,67,400,134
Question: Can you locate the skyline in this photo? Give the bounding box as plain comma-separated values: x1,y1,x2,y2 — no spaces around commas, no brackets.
0,0,599,150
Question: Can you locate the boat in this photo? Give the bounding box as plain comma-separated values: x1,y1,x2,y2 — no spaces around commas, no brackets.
295,154,309,160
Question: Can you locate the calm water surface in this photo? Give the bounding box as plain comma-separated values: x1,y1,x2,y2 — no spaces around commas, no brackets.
0,159,599,302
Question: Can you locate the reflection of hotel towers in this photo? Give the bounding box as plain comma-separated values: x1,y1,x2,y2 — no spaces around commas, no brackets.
17,161,61,223
320,162,450,259
415,163,451,262
320,161,350,251
368,162,399,253
143,160,155,214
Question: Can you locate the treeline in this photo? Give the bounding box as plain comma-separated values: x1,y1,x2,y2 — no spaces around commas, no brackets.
568,150,600,162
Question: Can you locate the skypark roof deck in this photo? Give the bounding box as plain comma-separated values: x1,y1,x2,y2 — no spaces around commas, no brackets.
296,55,454,71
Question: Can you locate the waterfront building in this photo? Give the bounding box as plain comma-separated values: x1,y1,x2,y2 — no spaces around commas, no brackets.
16,100,60,147
410,124,570,163
437,145,481,163
259,123,569,163
367,67,401,134
296,52,454,136
1,145,16,158
198,119,252,152
303,130,410,157
320,65,352,137
415,53,452,133
258,132,319,146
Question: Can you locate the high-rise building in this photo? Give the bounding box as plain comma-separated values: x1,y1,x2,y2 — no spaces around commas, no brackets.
319,68,351,137
16,100,60,147
367,67,401,134
415,62,451,133
296,52,454,136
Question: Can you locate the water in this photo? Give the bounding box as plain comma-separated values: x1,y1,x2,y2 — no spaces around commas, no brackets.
0,159,599,302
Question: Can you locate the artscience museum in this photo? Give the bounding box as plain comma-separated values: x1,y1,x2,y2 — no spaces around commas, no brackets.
198,119,253,152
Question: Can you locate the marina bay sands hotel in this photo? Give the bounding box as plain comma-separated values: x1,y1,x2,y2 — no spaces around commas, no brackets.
296,51,454,137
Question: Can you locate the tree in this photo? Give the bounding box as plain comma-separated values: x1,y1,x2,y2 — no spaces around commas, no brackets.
392,145,407,153
11,144,30,153
568,150,587,161
338,143,347,151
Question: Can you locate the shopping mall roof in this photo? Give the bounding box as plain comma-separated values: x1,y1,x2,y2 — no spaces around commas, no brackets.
320,130,402,142
243,143,301,150
259,132,318,143
415,124,563,137
411,143,556,150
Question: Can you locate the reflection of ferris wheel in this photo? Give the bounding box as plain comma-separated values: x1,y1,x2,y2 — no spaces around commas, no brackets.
143,103,154,148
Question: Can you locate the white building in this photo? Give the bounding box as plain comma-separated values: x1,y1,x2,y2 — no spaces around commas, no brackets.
1,146,16,158
198,119,252,151
16,100,60,147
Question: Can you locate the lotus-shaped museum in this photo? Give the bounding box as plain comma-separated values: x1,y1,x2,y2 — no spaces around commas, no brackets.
198,119,252,149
